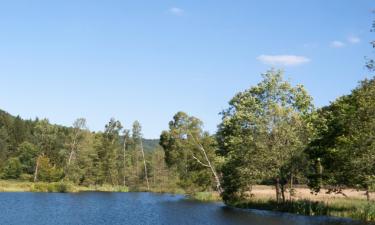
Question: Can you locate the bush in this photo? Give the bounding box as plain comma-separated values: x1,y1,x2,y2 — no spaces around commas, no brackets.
36,156,64,182
1,158,22,179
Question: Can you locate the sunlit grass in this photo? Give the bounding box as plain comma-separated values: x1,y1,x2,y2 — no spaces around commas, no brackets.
190,192,222,202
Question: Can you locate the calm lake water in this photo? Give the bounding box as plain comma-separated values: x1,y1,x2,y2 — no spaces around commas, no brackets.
0,192,366,225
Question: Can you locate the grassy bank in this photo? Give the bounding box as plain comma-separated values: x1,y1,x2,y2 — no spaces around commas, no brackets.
0,179,221,202
231,198,375,222
0,180,129,193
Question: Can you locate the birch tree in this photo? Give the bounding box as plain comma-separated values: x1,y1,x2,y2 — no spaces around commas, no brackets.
160,112,222,193
65,118,87,181
132,121,150,190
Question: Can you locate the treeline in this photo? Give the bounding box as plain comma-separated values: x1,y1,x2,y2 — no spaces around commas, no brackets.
0,113,176,191
0,71,373,201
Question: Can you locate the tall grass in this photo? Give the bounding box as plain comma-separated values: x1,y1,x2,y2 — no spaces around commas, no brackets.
232,198,375,222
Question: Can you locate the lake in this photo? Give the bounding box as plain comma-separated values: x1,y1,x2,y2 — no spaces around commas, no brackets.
0,192,366,225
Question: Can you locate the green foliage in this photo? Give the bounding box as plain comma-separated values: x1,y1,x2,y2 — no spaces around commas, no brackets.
160,112,220,192
17,142,39,174
307,78,375,193
218,70,314,202
1,157,22,179
36,156,64,182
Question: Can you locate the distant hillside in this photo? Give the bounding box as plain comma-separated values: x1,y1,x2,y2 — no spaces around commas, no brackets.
142,139,161,152
0,108,161,153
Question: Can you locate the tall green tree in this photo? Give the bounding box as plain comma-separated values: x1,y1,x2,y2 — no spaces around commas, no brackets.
217,70,314,203
33,119,59,182
307,78,375,200
65,118,88,182
132,121,150,190
101,118,123,185
366,12,374,71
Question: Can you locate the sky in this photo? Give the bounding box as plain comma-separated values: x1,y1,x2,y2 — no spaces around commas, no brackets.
0,0,374,138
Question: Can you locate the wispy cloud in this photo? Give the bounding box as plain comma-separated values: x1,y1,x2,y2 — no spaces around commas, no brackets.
169,7,184,16
257,55,310,66
348,36,360,44
330,41,345,48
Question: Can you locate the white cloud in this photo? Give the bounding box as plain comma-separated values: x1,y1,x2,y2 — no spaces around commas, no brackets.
169,7,184,16
348,36,360,44
257,55,310,66
330,41,345,48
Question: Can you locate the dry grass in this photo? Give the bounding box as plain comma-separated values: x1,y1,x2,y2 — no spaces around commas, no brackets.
250,185,372,202
0,180,33,192
233,185,375,221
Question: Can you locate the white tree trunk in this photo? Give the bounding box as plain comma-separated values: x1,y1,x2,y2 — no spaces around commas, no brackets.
190,134,223,194
139,138,150,190
123,135,127,187
34,155,41,182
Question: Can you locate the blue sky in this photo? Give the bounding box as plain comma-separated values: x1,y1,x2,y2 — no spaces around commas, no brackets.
0,0,374,138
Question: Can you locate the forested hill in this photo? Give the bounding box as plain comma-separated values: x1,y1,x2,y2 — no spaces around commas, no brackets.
0,107,166,187
142,139,160,152
0,109,160,152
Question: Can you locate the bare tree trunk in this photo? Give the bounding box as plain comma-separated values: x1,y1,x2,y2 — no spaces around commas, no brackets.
275,177,282,203
123,135,126,187
68,150,75,166
201,146,223,194
65,132,78,181
290,173,294,201
366,187,371,201
34,155,41,182
281,184,286,203
190,134,223,194
139,138,150,190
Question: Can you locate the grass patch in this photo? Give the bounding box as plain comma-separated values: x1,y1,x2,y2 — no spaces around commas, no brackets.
30,182,76,193
77,185,129,193
190,192,221,202
0,180,33,192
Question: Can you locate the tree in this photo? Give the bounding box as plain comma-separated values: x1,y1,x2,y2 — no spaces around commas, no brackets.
33,119,59,182
132,121,150,190
160,112,222,193
122,129,130,186
307,78,375,201
65,118,88,182
17,141,39,174
101,118,123,185
366,12,374,71
217,70,314,203
36,155,63,182
1,157,22,179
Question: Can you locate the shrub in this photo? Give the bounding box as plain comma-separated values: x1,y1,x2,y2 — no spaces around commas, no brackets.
1,158,22,179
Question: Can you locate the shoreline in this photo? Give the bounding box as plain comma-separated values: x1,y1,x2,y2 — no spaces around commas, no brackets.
0,180,373,222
